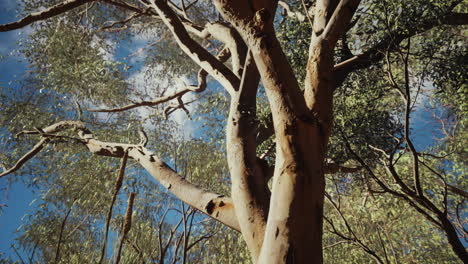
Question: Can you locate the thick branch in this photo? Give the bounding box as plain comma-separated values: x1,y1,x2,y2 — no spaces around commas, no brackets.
322,0,361,46
0,0,95,32
148,0,240,94
81,136,240,231
2,121,241,231
445,12,468,25
227,49,267,261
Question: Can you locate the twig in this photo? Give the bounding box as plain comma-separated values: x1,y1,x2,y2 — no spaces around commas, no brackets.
115,192,136,264
98,150,129,264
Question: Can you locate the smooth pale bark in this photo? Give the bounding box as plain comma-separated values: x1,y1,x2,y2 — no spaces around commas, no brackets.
227,50,269,261
213,1,329,263
80,135,240,231
6,0,467,263
213,1,363,263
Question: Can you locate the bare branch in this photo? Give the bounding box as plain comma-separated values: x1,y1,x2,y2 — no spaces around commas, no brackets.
3,120,241,230
324,162,361,174
54,203,74,264
164,96,192,120
138,129,148,147
98,150,129,264
115,192,136,264
0,138,49,178
99,11,145,32
79,132,240,231
322,0,361,45
0,0,95,32
89,48,229,113
147,0,240,94
89,87,193,113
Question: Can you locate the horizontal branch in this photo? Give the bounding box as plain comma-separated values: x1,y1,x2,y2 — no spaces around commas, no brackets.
439,180,468,199
1,121,241,231
0,0,95,32
89,50,220,113
445,12,468,25
89,87,193,113
324,162,361,174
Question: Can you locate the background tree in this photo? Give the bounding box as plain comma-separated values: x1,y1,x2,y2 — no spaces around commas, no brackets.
0,0,466,263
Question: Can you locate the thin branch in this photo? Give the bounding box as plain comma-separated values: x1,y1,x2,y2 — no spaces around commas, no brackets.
420,161,468,199
115,192,136,264
0,138,49,178
88,88,194,113
399,38,423,196
334,11,468,73
324,162,361,174
98,150,129,264
88,47,230,113
54,203,75,264
0,0,95,32
11,245,26,264
325,194,385,264
99,11,146,32
138,129,148,147
103,0,150,14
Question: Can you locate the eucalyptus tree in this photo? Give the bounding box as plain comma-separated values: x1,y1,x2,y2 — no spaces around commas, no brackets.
0,0,466,264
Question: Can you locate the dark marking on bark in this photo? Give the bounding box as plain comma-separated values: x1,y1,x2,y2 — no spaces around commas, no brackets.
216,212,219,217
254,8,270,25
275,227,279,239
205,200,215,215
167,184,172,189
219,201,225,207
286,245,295,262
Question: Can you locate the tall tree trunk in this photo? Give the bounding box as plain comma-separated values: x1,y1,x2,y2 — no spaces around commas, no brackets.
213,1,359,263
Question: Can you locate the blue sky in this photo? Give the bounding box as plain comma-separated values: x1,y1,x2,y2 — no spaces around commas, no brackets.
0,3,200,260
0,0,454,262
0,1,37,260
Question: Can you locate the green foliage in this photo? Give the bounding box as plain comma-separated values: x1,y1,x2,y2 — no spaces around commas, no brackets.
0,0,466,263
